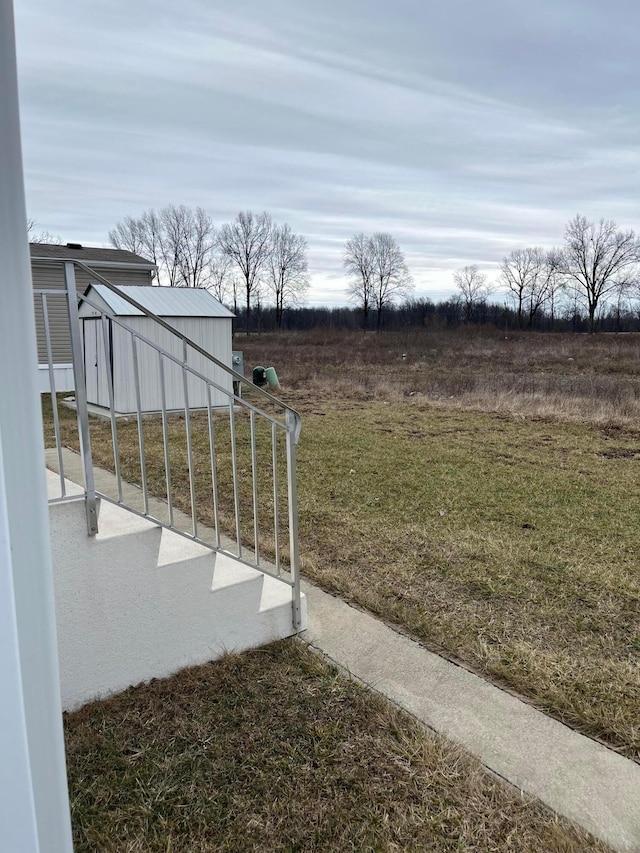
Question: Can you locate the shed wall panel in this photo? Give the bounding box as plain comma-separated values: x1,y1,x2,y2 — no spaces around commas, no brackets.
106,317,232,413
82,319,110,407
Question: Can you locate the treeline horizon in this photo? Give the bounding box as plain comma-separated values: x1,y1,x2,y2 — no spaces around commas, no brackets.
233,296,640,335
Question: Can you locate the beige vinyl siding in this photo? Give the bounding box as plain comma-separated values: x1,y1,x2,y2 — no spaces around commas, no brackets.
32,262,153,365
32,263,72,364
74,267,153,290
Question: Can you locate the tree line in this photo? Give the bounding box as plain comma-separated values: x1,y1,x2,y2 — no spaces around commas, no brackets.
107,206,419,330
453,215,640,333
108,207,309,329
233,295,640,335
102,208,640,334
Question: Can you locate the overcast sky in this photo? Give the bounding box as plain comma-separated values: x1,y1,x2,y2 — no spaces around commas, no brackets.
15,0,640,305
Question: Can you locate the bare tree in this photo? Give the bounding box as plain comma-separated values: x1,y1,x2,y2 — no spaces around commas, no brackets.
500,248,538,329
500,247,558,328
108,215,147,257
174,207,215,289
344,233,374,328
559,214,640,332
110,208,175,284
453,265,491,322
369,232,413,329
266,223,309,327
205,249,235,306
110,205,216,288
27,219,61,244
218,211,273,333
545,247,566,330
157,205,190,287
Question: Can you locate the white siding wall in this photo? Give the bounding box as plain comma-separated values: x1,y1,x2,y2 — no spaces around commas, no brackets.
37,364,75,393
82,319,110,405
85,316,233,412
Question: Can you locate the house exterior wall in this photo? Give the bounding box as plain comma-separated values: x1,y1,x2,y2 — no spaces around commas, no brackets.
32,261,153,368
84,315,233,412
37,364,75,394
1,9,74,845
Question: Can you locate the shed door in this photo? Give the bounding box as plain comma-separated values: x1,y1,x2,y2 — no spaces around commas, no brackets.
83,319,112,407
83,319,99,405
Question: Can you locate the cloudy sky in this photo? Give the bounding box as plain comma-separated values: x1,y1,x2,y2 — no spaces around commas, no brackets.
15,0,640,305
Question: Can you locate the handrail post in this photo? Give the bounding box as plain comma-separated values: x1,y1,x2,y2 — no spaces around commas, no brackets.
64,262,98,535
285,409,302,630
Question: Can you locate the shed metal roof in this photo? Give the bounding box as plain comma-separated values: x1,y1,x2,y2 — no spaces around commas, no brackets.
85,285,235,318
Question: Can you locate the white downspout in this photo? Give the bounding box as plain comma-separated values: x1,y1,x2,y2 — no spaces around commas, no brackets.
0,1,74,850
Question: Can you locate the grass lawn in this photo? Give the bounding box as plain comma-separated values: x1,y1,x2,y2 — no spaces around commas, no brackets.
293,400,640,760
64,640,609,852
44,329,640,760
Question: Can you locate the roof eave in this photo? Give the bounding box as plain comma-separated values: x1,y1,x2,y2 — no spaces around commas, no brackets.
32,256,157,270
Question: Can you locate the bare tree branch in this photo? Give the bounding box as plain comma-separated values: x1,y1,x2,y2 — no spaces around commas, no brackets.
559,215,640,332
344,233,374,329
265,223,309,327
369,232,413,329
500,247,556,328
453,265,491,321
27,219,62,245
218,211,273,333
109,206,216,288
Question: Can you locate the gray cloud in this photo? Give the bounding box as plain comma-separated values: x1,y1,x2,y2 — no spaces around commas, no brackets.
15,0,640,303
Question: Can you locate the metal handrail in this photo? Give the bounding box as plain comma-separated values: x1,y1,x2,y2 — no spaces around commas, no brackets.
79,292,290,431
37,260,303,629
73,260,302,441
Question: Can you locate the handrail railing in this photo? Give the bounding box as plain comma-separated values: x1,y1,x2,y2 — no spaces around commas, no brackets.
37,260,303,629
72,260,302,440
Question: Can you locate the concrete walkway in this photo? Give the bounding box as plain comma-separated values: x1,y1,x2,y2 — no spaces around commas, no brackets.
301,582,640,852
46,449,640,851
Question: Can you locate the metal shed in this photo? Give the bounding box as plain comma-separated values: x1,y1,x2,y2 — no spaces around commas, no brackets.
79,285,235,413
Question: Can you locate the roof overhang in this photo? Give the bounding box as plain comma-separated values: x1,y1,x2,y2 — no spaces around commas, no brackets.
31,256,157,271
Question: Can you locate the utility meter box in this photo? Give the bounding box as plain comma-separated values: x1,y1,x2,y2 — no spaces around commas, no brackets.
232,351,244,397
232,351,244,375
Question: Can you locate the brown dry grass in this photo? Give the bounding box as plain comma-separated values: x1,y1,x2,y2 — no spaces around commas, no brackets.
64,639,609,852
239,327,640,430
43,328,640,762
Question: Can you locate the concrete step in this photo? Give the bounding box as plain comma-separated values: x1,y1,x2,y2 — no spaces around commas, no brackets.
48,488,304,712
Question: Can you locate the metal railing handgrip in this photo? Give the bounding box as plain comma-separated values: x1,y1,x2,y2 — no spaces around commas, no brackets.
64,262,98,535
81,295,292,433
73,260,302,425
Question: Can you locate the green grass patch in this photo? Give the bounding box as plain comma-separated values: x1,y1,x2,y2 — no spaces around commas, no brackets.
44,393,640,760
42,331,640,760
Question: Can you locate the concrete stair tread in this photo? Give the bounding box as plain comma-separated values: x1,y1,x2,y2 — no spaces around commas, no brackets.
48,486,306,714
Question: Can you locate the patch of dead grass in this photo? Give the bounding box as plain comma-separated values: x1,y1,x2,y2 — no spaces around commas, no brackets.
43,328,640,761
64,640,609,852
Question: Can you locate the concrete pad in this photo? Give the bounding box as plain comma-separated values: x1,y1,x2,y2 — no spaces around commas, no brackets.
300,581,640,852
